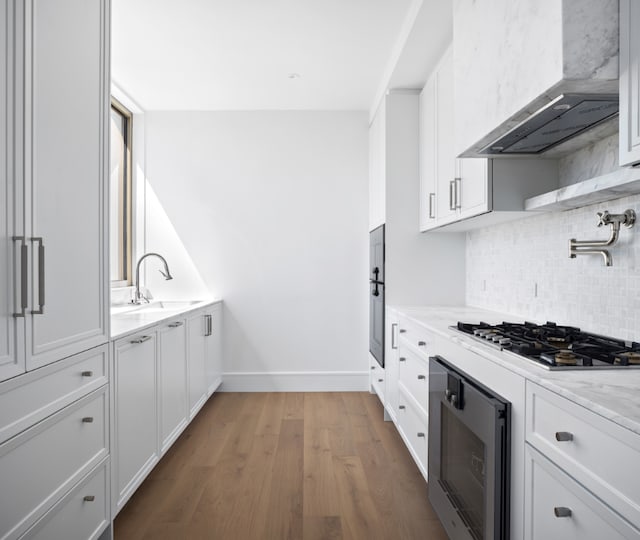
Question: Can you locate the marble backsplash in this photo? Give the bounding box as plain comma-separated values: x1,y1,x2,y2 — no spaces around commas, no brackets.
466,135,640,341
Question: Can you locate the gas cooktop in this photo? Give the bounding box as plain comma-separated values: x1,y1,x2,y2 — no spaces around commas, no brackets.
454,321,640,370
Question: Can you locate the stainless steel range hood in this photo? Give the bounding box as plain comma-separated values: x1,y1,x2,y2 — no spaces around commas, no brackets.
479,93,619,155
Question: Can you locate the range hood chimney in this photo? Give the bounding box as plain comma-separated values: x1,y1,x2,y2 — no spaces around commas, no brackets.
479,94,619,155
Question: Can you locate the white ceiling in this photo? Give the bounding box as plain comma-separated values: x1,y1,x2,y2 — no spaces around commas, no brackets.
111,0,428,112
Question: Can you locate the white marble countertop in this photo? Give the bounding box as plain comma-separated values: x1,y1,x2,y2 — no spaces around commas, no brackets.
110,298,222,340
389,304,640,437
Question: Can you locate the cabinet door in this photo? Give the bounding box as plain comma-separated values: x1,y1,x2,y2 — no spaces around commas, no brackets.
0,0,24,382
419,78,437,231
25,0,109,370
435,47,457,224
158,320,188,453
525,446,640,540
187,311,207,418
620,0,640,166
113,333,158,512
204,305,222,396
368,101,386,231
383,312,399,420
457,157,490,218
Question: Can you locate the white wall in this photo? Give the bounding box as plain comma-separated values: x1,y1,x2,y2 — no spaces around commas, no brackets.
143,111,370,390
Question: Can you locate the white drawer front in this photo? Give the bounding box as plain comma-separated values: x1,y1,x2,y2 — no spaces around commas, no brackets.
0,345,108,444
526,382,640,527
397,318,432,355
0,388,108,540
398,346,428,415
397,390,428,477
22,459,109,540
525,446,640,540
370,357,385,403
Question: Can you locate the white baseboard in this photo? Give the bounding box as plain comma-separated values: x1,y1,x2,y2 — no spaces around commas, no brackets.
220,371,369,392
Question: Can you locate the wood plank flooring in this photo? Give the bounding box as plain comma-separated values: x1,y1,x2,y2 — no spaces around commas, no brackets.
114,392,448,540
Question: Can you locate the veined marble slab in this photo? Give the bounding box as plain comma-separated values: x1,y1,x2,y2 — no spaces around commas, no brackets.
525,166,640,211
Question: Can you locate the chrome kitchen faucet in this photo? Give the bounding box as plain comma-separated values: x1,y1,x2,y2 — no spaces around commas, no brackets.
132,253,173,304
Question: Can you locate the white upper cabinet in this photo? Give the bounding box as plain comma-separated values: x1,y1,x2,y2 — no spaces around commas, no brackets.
0,0,109,381
419,46,558,232
453,0,619,158
419,78,437,229
620,0,640,166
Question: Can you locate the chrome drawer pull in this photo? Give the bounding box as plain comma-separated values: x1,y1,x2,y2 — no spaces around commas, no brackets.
168,321,184,328
555,431,574,442
399,329,406,334
417,341,426,347
83,495,96,502
554,507,572,518
370,366,376,370
378,378,383,383
399,357,406,362
82,417,94,423
399,405,406,410
417,375,426,380
130,335,152,344
417,432,425,438
81,371,93,377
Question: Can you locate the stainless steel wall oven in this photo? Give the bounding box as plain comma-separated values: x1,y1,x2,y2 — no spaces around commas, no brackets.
428,355,511,540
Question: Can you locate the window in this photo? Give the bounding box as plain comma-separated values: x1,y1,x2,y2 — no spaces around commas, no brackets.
110,98,133,285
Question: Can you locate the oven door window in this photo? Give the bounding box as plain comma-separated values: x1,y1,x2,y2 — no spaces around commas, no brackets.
441,405,485,540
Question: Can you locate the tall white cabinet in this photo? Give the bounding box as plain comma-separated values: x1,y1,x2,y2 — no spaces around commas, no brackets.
0,0,109,382
620,0,640,167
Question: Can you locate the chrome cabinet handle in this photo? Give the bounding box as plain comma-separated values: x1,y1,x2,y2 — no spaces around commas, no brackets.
399,329,406,334
555,432,574,442
83,495,96,502
429,192,436,219
205,314,212,336
31,237,45,315
378,378,383,383
399,357,406,362
449,180,456,210
12,236,28,317
417,432,425,438
399,405,406,410
391,323,398,349
454,177,462,209
417,375,426,380
130,335,152,344
417,340,426,347
81,371,93,377
168,321,184,328
554,507,572,518
82,417,94,423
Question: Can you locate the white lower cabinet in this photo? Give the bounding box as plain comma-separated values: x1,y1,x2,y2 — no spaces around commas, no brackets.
158,321,188,453
204,304,222,397
0,386,108,540
525,381,640,538
383,310,400,421
22,458,110,540
187,311,208,418
113,332,158,513
369,356,385,405
396,388,428,478
525,446,640,540
111,301,223,517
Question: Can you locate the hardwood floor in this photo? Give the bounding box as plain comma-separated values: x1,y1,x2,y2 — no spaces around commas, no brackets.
114,392,448,540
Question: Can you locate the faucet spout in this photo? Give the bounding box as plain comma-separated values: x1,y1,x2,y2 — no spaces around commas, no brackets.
133,253,173,304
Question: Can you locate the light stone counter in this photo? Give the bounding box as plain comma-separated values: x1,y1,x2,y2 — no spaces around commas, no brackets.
110,299,222,340
390,305,640,436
